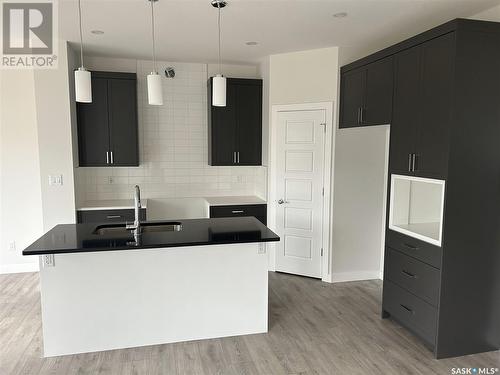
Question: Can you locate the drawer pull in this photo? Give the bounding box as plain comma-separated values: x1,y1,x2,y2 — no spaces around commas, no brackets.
401,270,417,279
400,304,414,314
106,215,122,219
231,210,244,214
402,243,419,251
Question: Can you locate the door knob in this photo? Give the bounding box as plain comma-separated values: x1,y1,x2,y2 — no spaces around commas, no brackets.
278,199,288,204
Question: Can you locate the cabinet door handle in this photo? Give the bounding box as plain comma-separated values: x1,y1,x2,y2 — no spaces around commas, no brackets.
110,151,114,164
408,154,412,172
401,270,416,279
237,151,240,164
106,151,110,164
412,153,417,172
357,108,361,125
400,304,414,314
231,210,244,214
402,242,419,251
233,151,237,164
106,215,122,219
360,107,364,123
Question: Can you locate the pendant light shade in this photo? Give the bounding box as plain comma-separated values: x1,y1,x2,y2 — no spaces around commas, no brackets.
75,67,92,103
75,0,92,103
212,74,226,107
147,72,163,105
211,0,227,107
147,0,163,106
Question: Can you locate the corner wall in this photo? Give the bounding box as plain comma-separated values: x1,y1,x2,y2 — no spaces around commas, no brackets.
0,41,78,274
265,46,389,282
0,70,43,273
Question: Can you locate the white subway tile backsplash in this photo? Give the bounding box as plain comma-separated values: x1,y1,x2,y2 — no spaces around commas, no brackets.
75,60,265,202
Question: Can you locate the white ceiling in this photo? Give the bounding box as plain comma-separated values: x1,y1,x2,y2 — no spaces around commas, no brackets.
59,0,499,65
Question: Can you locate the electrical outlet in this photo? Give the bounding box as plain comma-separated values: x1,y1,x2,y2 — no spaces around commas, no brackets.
258,244,266,254
9,241,16,251
42,254,55,267
48,175,63,186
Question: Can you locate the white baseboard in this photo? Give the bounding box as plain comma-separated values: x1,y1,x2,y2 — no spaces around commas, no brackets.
0,262,39,274
331,270,381,283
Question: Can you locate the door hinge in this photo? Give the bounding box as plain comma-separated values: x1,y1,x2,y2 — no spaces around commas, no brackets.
320,123,326,133
322,187,325,196
321,248,323,257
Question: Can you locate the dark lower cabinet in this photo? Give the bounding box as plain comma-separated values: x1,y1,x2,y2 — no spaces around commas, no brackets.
208,78,262,166
77,71,139,167
77,209,146,224
209,204,267,225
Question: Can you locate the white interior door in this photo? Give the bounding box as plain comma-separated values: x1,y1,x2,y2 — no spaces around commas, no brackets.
275,110,326,278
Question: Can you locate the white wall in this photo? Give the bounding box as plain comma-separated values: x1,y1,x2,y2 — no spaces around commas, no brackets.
470,3,500,20
269,47,339,105
34,42,77,231
331,126,390,282
0,42,81,273
0,70,43,273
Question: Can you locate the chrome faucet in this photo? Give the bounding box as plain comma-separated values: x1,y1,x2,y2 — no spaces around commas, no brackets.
126,185,142,237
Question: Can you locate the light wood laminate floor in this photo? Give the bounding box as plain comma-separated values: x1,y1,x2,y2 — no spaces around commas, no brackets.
1,271,498,375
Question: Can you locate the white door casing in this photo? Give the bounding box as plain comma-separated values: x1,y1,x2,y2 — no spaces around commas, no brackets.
275,110,326,278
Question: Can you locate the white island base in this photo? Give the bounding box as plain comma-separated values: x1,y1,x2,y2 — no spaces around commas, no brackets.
39,243,268,357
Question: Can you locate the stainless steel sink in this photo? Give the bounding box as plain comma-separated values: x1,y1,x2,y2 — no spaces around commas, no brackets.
93,221,182,235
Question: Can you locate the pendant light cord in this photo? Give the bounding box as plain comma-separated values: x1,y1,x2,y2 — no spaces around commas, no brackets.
77,0,84,68
217,3,222,75
150,0,157,73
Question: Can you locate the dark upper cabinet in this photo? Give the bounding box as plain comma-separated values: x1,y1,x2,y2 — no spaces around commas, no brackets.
364,57,394,126
208,78,262,166
339,56,393,128
340,69,365,128
389,46,421,175
416,32,455,178
389,33,455,178
77,71,139,167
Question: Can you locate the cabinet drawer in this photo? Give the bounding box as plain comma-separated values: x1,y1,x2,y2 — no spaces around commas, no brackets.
383,280,438,346
386,248,441,306
386,229,442,269
77,209,146,224
209,204,267,225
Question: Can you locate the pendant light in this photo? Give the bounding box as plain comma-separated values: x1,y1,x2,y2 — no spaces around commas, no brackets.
211,0,227,107
75,0,92,103
147,0,163,106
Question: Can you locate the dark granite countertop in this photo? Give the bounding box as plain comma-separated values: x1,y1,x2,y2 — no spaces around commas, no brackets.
23,217,280,256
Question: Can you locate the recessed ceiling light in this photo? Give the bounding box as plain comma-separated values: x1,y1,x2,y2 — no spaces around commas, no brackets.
245,41,258,46
91,30,104,35
333,12,348,18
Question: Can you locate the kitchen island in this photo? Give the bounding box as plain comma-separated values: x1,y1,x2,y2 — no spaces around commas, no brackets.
23,217,279,357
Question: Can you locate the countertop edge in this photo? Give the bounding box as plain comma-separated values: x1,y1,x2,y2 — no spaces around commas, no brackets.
22,237,280,256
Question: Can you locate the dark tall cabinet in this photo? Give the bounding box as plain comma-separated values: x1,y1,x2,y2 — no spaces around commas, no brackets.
208,78,262,166
341,19,500,359
77,71,139,167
